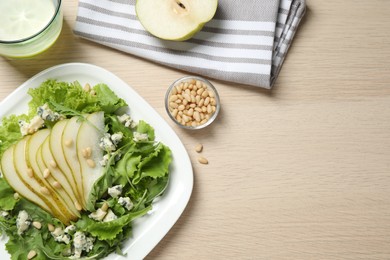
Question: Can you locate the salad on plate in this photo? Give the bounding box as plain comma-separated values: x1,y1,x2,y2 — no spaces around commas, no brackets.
0,79,172,259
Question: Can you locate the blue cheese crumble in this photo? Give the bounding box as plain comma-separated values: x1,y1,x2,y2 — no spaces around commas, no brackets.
72,231,95,259
18,116,45,136
108,185,122,198
88,208,107,222
16,210,31,235
37,104,62,121
51,227,71,244
117,113,137,128
133,132,148,142
99,132,123,152
118,197,133,211
102,209,117,222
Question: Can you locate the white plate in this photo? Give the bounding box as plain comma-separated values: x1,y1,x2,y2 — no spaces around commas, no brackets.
0,63,193,259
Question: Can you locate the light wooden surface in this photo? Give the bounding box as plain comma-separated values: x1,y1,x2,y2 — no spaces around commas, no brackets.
1,1,390,259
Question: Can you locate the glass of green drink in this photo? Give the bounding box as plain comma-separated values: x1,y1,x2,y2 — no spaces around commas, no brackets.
0,0,63,59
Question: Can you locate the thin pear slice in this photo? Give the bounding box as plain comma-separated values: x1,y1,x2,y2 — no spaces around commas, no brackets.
28,129,80,218
1,145,52,215
62,116,84,208
39,137,81,214
49,119,83,205
76,111,105,210
13,136,71,224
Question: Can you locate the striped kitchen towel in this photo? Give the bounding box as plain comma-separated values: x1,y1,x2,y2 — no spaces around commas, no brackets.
74,0,306,89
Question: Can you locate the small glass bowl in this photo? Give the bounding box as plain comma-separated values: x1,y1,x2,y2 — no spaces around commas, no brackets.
165,76,220,130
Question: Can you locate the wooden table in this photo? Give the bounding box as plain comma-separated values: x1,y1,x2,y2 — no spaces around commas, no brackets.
1,1,390,259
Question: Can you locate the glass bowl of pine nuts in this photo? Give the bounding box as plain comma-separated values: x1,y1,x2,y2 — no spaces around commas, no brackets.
165,76,220,130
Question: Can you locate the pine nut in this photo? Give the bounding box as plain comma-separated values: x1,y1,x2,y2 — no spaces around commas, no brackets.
86,147,92,158
74,201,82,211
43,168,50,179
204,97,210,106
87,159,96,168
49,160,57,168
195,144,203,153
193,111,201,122
101,202,109,212
47,223,55,232
27,168,34,178
202,90,209,98
172,109,178,117
198,156,209,164
64,139,73,147
13,192,20,200
32,221,42,229
169,95,178,102
27,250,37,259
53,181,62,189
170,102,178,109
40,187,50,196
178,105,185,111
84,83,91,92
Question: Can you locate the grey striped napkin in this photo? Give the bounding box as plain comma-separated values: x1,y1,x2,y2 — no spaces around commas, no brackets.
74,0,306,89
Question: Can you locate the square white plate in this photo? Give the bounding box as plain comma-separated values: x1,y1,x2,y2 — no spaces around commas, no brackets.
0,63,193,259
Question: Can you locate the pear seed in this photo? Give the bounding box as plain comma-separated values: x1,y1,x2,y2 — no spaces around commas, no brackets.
85,147,92,158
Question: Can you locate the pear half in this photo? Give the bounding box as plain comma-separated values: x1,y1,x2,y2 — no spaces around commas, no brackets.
136,0,218,41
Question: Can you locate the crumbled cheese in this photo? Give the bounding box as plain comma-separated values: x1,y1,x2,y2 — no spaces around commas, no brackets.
64,224,76,234
18,116,45,136
117,114,137,128
133,132,148,142
72,232,95,259
99,134,116,152
37,104,62,121
16,210,31,235
0,210,9,219
108,185,122,198
99,154,110,167
88,208,107,222
111,132,123,146
99,152,122,167
103,209,117,222
50,227,70,244
118,197,133,211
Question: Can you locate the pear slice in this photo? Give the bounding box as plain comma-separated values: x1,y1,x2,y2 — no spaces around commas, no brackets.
76,112,105,210
1,145,52,215
28,129,80,218
39,137,81,215
62,116,85,208
49,119,83,206
136,0,218,41
12,136,72,224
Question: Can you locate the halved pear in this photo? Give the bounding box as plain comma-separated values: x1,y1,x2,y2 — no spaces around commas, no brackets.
136,0,218,41
62,116,84,208
28,129,80,218
76,112,105,211
1,145,52,215
49,119,83,206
